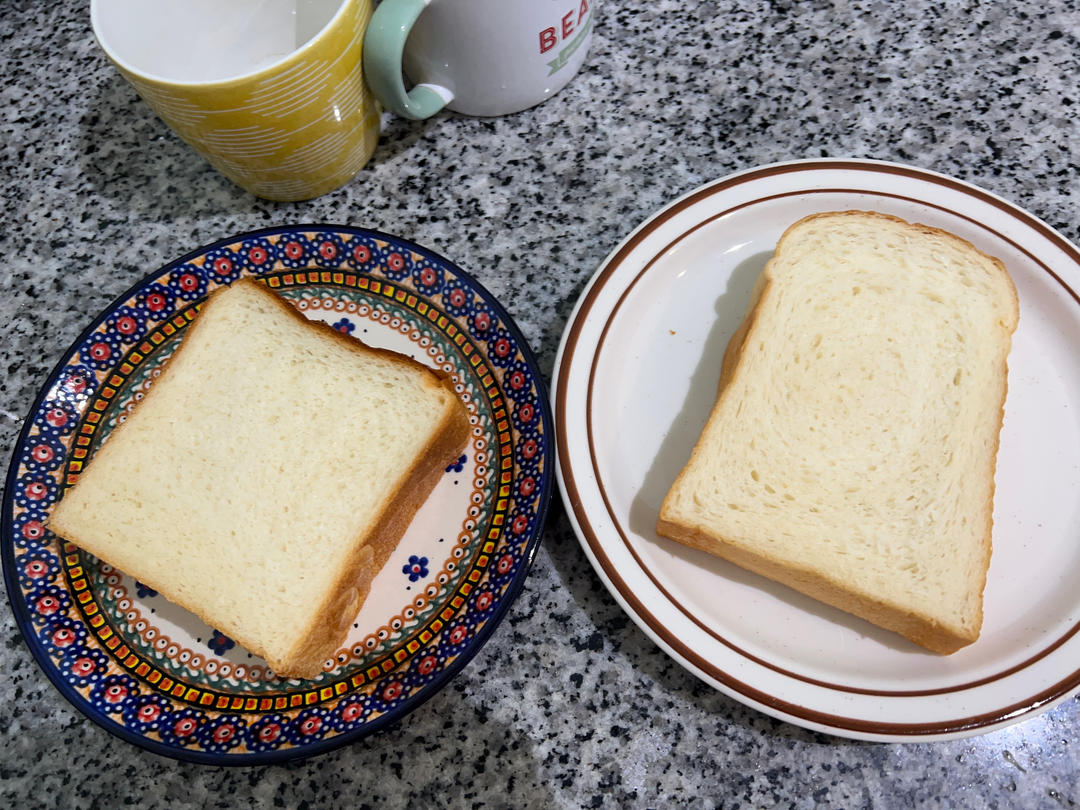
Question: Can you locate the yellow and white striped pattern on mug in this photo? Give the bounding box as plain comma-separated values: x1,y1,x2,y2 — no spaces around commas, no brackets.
115,0,380,202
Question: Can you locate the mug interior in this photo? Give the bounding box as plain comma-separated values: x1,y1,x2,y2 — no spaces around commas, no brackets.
92,0,346,85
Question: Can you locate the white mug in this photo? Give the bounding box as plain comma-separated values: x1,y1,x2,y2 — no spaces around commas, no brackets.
363,0,596,119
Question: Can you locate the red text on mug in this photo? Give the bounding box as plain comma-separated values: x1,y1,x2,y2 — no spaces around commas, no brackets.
539,0,591,54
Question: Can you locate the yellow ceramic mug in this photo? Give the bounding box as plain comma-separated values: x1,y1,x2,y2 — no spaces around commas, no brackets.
91,0,381,202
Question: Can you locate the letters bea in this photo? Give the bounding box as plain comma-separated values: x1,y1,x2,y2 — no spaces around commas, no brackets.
539,0,591,54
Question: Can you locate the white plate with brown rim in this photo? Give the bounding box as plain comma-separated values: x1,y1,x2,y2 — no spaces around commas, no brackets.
552,159,1080,741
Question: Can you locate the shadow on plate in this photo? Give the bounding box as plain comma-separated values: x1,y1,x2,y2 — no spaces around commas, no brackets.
539,248,863,744
625,249,919,655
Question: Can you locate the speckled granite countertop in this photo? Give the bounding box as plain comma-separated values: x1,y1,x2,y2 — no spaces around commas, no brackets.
3,0,1079,807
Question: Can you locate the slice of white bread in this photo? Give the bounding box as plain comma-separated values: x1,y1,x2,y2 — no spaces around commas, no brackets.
50,278,469,678
657,211,1019,653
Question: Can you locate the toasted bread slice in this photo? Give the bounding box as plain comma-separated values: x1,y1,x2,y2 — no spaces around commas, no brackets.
50,278,469,678
657,211,1018,653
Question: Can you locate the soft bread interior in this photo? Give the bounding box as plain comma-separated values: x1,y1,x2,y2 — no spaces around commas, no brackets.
658,211,1018,652
50,279,469,677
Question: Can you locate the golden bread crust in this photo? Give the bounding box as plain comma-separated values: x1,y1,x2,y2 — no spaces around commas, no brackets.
654,516,974,653
279,389,469,678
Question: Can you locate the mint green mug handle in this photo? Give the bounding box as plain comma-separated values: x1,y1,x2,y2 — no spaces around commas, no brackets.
363,0,453,120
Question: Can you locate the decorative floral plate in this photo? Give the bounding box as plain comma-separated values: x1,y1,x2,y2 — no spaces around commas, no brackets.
554,159,1080,741
3,226,553,763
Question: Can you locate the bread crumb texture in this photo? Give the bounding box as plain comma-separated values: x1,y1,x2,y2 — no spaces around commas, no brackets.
50,280,466,676
659,212,1018,651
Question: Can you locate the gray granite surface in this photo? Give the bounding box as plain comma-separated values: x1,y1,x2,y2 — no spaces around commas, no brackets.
3,0,1080,807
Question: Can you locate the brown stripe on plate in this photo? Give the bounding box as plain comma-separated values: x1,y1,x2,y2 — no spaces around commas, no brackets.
555,160,1080,736
588,187,1080,697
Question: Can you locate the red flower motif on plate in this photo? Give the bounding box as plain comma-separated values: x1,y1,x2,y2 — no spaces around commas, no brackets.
257,723,281,743
24,481,48,500
115,315,139,335
65,373,88,394
89,342,111,363
52,628,76,647
24,559,49,579
173,717,197,738
448,625,468,645
45,408,69,429
21,519,46,541
212,256,234,276
212,723,236,744
177,273,199,292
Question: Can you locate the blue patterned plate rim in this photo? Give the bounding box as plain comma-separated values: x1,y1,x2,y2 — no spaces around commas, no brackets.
2,224,554,765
